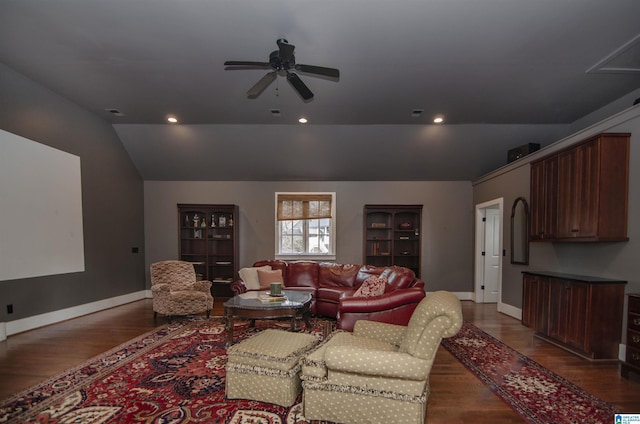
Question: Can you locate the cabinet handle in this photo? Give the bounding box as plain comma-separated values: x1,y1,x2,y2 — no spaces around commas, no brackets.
633,335,640,344
634,318,640,326
571,229,579,233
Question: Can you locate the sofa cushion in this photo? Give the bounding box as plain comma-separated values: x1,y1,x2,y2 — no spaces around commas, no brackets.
239,265,272,290
319,263,359,288
354,265,385,286
317,286,355,303
353,276,387,297
254,260,288,285
381,266,416,291
257,268,285,290
286,261,319,288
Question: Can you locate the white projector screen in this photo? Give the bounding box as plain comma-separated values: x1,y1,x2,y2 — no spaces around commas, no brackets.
0,129,85,281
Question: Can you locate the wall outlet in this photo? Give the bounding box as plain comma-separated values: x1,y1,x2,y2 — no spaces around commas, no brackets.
7,304,13,314
131,247,139,253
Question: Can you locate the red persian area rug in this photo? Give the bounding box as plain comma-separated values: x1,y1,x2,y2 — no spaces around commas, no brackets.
441,321,619,424
0,317,333,424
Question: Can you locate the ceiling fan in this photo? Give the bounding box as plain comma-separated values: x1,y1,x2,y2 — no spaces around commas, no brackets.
224,39,340,101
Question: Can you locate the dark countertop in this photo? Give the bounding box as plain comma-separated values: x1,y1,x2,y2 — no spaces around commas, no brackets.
522,270,627,284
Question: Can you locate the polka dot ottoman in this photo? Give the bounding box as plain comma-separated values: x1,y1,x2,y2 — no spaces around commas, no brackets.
226,328,320,406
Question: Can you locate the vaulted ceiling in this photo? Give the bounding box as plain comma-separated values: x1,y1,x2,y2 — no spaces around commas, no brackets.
2,1,639,180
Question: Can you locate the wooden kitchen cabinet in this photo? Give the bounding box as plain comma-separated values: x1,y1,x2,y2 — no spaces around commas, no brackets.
522,273,549,334
529,155,557,241
621,293,640,378
522,271,626,360
529,133,629,242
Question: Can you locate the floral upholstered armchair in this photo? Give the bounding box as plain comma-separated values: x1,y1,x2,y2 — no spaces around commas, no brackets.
150,260,214,320
301,290,462,424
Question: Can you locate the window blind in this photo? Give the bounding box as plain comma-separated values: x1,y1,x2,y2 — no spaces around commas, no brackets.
277,194,332,221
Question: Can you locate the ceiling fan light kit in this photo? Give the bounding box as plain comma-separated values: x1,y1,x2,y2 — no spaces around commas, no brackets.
224,39,340,101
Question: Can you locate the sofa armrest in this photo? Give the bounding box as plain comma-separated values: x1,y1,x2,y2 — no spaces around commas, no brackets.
337,287,426,331
411,278,425,289
352,320,407,346
339,287,426,314
230,279,247,294
325,345,431,380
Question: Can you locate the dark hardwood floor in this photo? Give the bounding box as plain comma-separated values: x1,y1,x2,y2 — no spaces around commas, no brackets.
1,299,639,423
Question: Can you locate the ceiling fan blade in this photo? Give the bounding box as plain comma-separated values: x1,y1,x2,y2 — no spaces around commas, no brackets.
247,71,277,98
295,64,340,78
277,39,295,63
224,61,271,68
287,72,313,100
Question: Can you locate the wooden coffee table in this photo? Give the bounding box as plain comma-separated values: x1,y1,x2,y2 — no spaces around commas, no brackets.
223,290,313,346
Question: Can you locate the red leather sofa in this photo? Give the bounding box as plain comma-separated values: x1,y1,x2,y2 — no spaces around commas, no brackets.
230,260,426,331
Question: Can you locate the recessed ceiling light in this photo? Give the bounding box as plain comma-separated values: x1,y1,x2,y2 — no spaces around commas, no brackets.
106,108,125,117
167,116,178,124
433,115,445,124
298,117,308,124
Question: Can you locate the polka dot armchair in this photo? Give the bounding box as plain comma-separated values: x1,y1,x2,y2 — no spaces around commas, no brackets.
150,260,213,320
301,290,462,424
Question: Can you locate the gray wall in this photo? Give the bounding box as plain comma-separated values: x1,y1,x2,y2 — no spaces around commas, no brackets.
0,63,145,321
474,105,640,311
144,180,474,293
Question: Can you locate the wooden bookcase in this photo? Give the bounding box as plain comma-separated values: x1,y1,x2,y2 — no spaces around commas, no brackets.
178,204,239,298
363,205,422,277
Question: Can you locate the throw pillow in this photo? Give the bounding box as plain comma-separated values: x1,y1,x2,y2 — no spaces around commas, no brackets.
257,268,285,291
239,265,272,290
353,276,387,297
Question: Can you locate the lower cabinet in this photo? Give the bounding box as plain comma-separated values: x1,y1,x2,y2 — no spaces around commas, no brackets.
621,294,640,378
522,271,626,360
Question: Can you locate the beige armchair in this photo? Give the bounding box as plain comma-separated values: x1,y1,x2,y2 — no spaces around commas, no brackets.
150,260,214,320
301,290,462,424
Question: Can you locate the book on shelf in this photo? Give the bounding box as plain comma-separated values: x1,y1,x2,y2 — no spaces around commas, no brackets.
211,277,233,283
258,293,287,303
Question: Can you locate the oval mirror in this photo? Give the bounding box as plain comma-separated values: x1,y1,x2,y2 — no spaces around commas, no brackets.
511,197,530,265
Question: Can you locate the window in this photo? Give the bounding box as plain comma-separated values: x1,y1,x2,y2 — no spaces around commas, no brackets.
275,192,336,260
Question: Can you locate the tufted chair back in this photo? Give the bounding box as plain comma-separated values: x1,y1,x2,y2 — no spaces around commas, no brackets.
398,290,463,360
150,260,196,290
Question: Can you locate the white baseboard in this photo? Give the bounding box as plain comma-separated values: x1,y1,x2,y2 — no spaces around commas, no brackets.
5,290,149,337
0,322,6,342
497,302,522,320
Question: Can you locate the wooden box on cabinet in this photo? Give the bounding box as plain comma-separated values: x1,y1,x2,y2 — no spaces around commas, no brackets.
621,294,640,378
178,204,239,298
529,133,629,242
522,271,626,360
363,205,422,277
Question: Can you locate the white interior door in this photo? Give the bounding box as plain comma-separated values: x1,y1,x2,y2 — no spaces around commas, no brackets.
483,209,500,303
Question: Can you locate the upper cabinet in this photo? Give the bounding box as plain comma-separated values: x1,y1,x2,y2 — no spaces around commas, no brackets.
530,133,630,242
530,155,558,241
363,205,422,277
